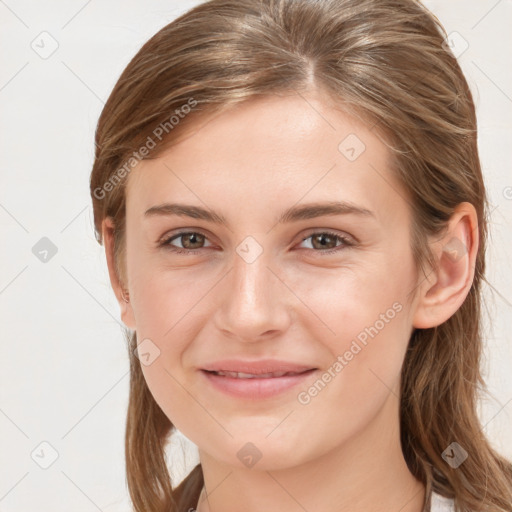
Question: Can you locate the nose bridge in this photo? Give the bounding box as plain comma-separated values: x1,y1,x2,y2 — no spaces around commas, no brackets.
214,238,290,340
233,249,270,309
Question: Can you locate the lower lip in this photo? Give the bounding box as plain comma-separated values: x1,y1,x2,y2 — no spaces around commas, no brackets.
200,369,317,399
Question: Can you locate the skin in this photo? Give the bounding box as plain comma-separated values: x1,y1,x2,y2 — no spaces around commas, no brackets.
102,89,478,512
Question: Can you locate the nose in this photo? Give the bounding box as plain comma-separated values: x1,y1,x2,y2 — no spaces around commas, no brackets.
213,247,292,343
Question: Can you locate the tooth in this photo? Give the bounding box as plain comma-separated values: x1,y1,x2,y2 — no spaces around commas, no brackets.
217,371,238,377
214,370,297,378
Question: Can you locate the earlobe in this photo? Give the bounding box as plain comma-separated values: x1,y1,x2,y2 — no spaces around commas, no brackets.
412,202,479,329
101,217,137,330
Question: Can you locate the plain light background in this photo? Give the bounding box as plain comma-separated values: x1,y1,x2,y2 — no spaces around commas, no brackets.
1,1,511,510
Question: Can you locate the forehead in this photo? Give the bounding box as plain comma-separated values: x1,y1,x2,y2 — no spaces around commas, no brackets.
125,92,408,226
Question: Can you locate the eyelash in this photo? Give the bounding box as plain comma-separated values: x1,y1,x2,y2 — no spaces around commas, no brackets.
158,230,355,256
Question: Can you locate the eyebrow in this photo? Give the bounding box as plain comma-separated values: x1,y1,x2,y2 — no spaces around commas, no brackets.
144,201,375,227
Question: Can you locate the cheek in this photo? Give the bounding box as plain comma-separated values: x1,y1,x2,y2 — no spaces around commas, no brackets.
126,232,208,331
130,271,205,424
282,253,411,344
129,267,215,413
139,357,197,436
289,256,413,406
290,307,410,457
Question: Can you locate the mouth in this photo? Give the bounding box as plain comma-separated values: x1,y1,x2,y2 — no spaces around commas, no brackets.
203,369,314,379
200,368,318,399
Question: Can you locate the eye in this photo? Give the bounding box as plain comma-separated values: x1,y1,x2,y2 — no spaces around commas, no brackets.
158,229,354,256
159,231,213,254
297,231,354,255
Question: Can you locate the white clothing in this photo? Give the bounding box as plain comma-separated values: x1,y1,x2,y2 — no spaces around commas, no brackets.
431,491,456,511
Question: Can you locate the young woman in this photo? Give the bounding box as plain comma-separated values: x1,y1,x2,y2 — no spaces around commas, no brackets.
89,0,512,511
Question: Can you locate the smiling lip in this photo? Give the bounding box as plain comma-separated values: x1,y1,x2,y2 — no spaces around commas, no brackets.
200,359,317,399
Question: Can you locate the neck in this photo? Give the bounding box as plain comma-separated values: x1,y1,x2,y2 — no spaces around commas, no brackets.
195,394,426,512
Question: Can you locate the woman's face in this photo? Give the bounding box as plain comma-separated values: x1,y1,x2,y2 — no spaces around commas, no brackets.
121,91,423,470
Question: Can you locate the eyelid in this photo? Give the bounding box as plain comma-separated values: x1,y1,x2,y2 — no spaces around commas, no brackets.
299,228,357,245
295,230,355,255
158,228,214,248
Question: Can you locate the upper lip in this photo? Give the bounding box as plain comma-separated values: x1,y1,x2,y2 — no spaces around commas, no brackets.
201,359,316,375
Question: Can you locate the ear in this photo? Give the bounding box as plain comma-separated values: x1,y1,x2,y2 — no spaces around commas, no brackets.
412,202,479,329
101,217,136,330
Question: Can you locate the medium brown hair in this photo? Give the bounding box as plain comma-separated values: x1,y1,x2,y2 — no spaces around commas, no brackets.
89,0,512,510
